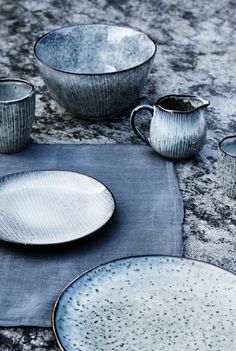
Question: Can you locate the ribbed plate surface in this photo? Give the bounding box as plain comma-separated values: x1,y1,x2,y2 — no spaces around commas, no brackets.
0,170,115,245
53,256,236,351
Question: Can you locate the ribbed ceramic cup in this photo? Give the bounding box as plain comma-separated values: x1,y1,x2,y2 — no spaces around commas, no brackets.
34,24,156,119
0,78,35,153
218,135,236,198
130,94,209,160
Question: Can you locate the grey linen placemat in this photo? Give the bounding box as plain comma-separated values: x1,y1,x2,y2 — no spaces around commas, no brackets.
0,144,183,327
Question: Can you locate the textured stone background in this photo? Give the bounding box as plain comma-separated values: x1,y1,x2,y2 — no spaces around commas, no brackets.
0,0,236,349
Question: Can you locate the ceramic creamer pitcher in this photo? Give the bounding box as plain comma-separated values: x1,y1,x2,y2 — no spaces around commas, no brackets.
130,94,210,159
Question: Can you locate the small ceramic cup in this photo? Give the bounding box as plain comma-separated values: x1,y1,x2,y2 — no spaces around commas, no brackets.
0,78,35,153
218,135,236,198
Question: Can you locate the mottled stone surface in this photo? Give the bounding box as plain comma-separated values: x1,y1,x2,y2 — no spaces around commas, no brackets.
0,0,235,349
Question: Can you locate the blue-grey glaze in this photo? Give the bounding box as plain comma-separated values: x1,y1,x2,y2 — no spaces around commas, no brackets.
220,136,236,156
34,24,156,119
53,256,236,351
0,78,35,153
218,135,236,198
131,94,209,159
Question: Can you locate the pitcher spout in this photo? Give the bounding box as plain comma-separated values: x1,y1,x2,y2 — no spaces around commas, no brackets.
156,94,210,113
199,98,210,109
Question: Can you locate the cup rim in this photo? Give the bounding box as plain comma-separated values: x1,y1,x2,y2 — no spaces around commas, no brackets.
156,94,210,114
219,135,236,158
34,23,157,76
0,78,35,104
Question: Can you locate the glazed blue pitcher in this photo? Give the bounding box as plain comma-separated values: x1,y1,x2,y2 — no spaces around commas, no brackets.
130,94,210,159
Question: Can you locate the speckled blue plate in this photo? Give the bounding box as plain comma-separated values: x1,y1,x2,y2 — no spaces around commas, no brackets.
53,256,236,351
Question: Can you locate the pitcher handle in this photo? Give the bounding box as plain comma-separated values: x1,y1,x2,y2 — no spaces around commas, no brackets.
130,104,154,145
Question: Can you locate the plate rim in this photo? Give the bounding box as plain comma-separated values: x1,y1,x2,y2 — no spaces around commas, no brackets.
52,254,236,351
0,169,116,246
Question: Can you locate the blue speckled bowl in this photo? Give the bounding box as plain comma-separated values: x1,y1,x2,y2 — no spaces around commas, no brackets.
34,24,156,119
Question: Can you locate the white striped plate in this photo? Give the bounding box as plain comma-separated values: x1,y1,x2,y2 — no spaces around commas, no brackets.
0,170,115,245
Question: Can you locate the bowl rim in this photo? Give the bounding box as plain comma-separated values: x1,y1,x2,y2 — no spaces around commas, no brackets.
218,135,236,158
34,23,157,76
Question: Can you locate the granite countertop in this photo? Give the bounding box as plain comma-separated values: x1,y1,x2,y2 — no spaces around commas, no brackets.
0,0,236,349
